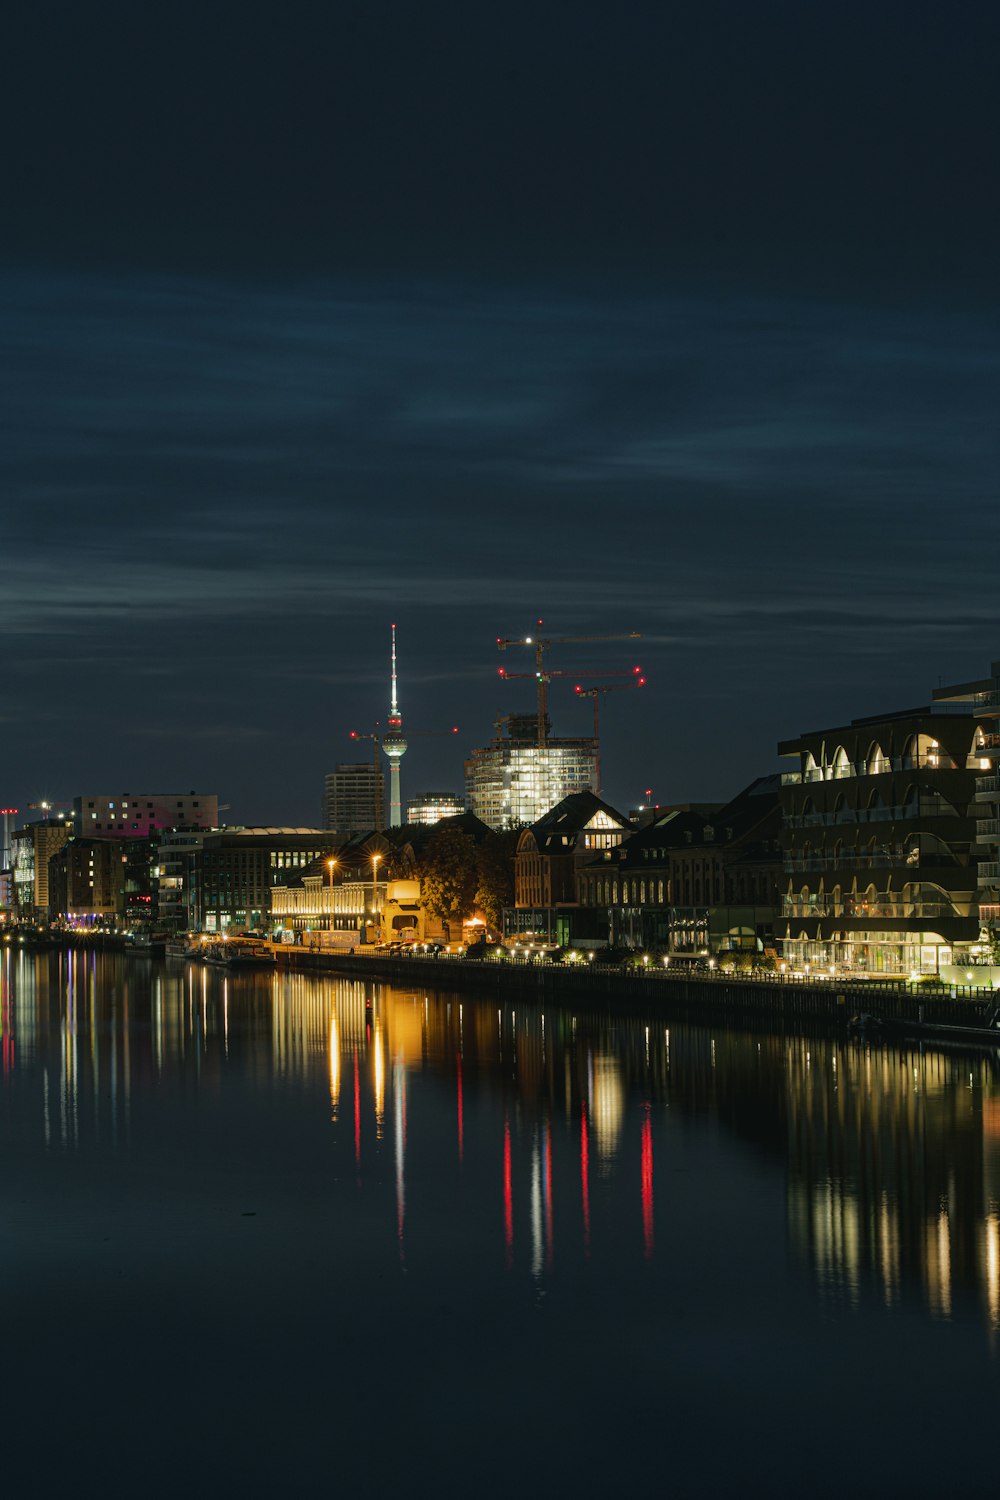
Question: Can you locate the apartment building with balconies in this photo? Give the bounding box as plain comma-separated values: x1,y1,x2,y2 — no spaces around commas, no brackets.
932,661,1000,936
778,699,987,976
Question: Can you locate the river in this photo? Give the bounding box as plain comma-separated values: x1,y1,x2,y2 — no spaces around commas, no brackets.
2,948,998,1496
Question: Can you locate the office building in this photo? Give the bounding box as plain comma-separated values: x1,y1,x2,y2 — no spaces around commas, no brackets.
465,715,597,831
73,791,218,837
48,838,126,924
324,763,385,835
11,815,74,917
188,828,341,933
156,829,210,931
406,792,466,826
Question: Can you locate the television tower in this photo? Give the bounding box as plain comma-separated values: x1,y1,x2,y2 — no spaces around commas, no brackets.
382,624,408,827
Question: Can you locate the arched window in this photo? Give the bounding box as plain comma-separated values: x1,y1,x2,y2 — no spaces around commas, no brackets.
867,741,889,775
831,746,851,779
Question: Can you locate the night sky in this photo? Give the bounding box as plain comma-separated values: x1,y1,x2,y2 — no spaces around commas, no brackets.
3,2,1000,824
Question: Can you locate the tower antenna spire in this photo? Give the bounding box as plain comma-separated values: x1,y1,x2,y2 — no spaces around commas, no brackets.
383,623,408,826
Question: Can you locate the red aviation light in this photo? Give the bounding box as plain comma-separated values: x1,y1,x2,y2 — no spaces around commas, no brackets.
0,808,18,815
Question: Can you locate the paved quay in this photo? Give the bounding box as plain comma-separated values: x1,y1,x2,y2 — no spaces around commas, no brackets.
266,945,1000,1041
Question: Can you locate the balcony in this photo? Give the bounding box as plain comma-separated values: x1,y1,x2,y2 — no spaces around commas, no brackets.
782,896,959,920
783,853,907,873
977,863,1000,884
976,775,1000,797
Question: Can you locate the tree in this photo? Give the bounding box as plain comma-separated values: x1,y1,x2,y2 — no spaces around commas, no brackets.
420,824,478,940
475,829,518,936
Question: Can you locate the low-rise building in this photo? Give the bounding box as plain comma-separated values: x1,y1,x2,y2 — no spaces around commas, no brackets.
576,777,782,953
188,828,341,933
509,791,630,945
406,792,466,826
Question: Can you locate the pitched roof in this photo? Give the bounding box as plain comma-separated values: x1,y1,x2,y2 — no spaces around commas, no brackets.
523,791,629,854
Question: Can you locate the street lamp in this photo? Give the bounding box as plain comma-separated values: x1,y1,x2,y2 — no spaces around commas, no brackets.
371,853,382,942
326,858,337,931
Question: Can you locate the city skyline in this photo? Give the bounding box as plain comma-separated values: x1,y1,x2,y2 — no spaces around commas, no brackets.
4,5,999,823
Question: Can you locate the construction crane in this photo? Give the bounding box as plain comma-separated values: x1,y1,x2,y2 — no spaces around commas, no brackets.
575,676,646,797
496,619,641,749
349,723,459,829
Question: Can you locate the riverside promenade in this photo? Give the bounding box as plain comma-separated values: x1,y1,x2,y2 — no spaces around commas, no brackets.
270,946,1000,1041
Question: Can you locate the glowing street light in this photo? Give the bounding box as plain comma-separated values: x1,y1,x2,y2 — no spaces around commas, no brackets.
326,857,338,931
371,853,382,942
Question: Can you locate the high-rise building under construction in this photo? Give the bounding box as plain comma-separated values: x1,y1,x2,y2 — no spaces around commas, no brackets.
464,715,597,830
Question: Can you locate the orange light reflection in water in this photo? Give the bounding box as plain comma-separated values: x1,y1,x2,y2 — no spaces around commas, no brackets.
353,1052,361,1169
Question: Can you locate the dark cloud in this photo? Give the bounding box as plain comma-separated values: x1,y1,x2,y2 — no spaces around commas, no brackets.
2,4,999,818
2,267,1000,819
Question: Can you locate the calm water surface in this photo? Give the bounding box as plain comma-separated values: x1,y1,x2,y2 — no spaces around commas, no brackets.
3,949,1000,1495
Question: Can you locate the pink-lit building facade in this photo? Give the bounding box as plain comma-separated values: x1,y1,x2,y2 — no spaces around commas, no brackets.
72,792,218,837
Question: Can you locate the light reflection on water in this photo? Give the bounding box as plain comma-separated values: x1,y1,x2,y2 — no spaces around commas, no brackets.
4,947,1000,1491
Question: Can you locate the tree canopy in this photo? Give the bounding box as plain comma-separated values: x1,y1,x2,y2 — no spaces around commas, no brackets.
475,829,518,935
420,823,478,937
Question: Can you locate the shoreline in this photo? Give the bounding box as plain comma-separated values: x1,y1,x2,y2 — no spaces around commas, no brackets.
266,948,1000,1045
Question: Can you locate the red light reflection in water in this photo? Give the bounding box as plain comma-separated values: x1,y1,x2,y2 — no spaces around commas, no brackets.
580,1102,591,1257
353,1053,361,1170
503,1116,513,1270
456,1053,464,1164
544,1118,553,1269
641,1102,654,1259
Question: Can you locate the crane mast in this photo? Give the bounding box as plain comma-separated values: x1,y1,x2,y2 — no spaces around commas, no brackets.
496,620,641,749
